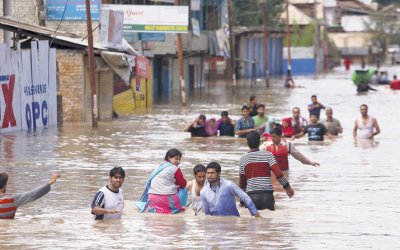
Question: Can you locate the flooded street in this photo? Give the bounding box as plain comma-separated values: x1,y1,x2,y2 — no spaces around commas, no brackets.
1,66,400,249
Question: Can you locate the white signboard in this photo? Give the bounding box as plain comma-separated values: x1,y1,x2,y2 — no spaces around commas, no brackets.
100,8,124,49
0,41,57,134
191,18,200,37
102,4,189,33
191,0,201,11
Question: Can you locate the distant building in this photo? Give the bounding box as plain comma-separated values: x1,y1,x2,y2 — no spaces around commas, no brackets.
234,27,284,79
285,0,383,67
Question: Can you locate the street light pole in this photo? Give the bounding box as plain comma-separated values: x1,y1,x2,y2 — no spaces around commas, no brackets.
228,0,236,94
262,2,270,87
3,0,12,47
37,0,46,26
175,0,186,106
314,0,320,75
85,0,98,128
285,0,292,74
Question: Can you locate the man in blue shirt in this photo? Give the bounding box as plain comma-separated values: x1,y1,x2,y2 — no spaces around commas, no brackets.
235,105,255,138
200,162,261,217
307,95,325,119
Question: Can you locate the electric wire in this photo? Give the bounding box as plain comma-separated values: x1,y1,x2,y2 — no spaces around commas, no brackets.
50,0,70,47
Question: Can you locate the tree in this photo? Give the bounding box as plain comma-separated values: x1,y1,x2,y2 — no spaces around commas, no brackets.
288,22,315,47
232,0,284,28
365,7,400,56
373,0,399,6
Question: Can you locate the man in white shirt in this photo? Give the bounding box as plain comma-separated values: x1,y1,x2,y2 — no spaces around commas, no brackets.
91,167,125,220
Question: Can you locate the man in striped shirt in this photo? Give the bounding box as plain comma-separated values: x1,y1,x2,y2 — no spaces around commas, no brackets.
239,131,294,210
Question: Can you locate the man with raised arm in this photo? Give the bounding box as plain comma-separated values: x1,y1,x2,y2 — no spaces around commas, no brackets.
0,172,60,219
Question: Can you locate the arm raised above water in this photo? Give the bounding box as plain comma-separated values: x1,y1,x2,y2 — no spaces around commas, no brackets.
13,173,60,207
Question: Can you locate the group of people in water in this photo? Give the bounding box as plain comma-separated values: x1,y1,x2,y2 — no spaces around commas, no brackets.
184,95,340,142
0,95,381,220
356,68,400,92
87,96,380,219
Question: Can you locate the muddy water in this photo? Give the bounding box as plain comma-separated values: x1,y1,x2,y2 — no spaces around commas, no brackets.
1,66,400,249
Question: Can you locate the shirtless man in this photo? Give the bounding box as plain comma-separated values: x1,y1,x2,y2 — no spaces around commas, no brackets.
186,164,206,214
353,104,380,139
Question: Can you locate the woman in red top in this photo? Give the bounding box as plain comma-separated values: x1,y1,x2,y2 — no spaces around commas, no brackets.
282,117,295,138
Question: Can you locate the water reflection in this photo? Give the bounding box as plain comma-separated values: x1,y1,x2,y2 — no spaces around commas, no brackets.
1,134,15,159
353,138,379,149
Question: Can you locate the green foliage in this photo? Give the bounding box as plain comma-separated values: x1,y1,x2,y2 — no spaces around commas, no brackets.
365,8,400,54
285,23,316,47
232,0,260,26
231,0,284,27
373,0,398,6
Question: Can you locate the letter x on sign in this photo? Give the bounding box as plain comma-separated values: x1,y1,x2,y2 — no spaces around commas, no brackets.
1,74,17,129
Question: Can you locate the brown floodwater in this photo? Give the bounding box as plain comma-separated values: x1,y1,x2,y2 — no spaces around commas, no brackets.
1,66,400,249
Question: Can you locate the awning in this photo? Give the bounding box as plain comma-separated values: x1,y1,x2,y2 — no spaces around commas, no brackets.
0,16,140,56
100,51,135,85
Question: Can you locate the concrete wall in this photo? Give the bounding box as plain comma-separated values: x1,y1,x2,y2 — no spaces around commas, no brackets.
56,50,84,122
284,47,314,59
283,59,316,75
328,32,373,48
341,15,373,32
98,70,114,120
283,47,317,75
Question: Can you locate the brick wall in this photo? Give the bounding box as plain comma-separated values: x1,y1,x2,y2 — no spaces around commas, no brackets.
1,0,39,43
0,1,99,43
57,50,85,122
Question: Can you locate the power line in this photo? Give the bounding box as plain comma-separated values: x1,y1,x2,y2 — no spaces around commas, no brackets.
50,0,70,47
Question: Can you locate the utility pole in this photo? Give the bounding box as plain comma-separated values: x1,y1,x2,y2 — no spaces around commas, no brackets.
228,0,236,94
3,0,12,47
285,0,292,74
314,0,320,75
37,0,46,26
175,0,186,106
85,0,98,128
261,1,269,87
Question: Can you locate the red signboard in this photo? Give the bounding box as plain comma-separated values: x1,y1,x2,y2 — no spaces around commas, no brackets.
136,56,149,79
